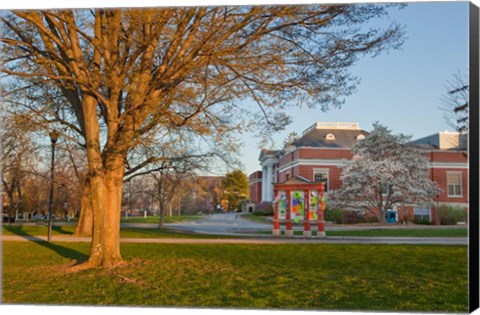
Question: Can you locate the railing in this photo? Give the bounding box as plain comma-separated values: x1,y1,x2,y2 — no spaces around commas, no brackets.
302,122,360,135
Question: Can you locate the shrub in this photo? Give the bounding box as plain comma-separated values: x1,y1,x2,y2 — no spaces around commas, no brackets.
438,205,466,225
363,214,380,224
325,208,377,224
343,211,363,224
255,201,273,215
413,216,432,225
324,208,344,224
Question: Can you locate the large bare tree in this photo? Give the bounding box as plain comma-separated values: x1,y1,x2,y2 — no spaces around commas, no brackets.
440,72,469,132
1,5,404,268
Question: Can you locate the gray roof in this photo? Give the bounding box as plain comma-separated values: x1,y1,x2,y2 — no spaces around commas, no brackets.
292,128,369,148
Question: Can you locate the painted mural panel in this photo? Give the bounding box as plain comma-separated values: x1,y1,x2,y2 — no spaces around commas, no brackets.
277,191,287,220
291,191,304,223
309,190,319,220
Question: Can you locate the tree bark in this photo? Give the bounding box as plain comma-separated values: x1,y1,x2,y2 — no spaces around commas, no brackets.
73,176,93,237
158,200,165,229
81,158,125,268
74,96,124,269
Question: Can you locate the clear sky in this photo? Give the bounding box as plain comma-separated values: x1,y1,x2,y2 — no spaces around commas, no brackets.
236,1,470,176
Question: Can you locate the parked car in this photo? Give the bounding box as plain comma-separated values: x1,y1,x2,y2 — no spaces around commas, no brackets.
32,213,46,220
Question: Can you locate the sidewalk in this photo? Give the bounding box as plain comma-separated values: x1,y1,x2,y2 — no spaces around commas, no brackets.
0,234,468,245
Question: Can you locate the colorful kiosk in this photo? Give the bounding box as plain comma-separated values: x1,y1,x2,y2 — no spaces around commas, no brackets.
272,177,326,237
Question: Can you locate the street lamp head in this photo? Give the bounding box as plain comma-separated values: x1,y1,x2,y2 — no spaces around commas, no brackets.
49,130,60,144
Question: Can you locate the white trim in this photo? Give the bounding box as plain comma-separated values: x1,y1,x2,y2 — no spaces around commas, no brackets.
260,156,279,165
430,162,468,169
249,178,262,185
277,158,468,173
278,158,347,172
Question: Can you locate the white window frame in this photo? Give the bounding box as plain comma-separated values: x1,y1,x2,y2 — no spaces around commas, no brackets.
313,168,329,192
413,207,431,221
447,172,463,197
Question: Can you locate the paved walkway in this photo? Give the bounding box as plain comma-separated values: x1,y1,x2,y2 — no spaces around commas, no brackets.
0,234,468,245
3,213,468,245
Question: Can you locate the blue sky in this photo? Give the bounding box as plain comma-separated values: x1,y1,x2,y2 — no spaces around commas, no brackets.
237,1,470,176
0,0,471,177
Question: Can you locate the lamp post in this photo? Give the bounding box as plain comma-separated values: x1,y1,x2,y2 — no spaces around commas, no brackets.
47,130,59,243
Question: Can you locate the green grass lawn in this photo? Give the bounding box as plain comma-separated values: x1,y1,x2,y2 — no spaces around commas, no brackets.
2,225,468,238
120,214,202,224
2,241,467,312
326,228,468,237
1,225,234,239
251,228,468,238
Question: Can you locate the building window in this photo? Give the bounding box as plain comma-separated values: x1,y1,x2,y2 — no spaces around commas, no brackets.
313,169,329,192
356,134,365,140
325,133,335,140
447,173,462,197
414,207,431,222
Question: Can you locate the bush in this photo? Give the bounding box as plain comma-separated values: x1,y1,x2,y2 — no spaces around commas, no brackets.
325,208,377,224
324,208,342,224
343,211,363,224
438,205,466,225
363,214,380,224
255,201,273,215
413,216,432,225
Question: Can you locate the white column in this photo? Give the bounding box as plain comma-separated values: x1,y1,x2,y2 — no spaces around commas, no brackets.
266,164,273,201
261,165,266,201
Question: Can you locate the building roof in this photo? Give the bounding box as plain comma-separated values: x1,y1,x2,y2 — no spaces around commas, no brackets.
292,128,370,148
259,148,282,161
412,132,467,150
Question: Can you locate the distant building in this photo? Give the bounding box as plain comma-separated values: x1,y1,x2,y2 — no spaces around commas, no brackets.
248,171,263,206
248,122,468,225
413,131,467,150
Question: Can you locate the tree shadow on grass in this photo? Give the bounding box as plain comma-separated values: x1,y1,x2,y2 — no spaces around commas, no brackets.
3,225,88,262
52,225,74,235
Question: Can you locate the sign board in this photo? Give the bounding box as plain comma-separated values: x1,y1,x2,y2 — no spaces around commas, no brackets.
309,190,319,220
291,191,304,223
277,191,287,220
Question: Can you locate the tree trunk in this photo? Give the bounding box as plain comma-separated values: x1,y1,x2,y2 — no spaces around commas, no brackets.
74,176,93,237
158,200,165,229
81,160,124,269
74,96,124,269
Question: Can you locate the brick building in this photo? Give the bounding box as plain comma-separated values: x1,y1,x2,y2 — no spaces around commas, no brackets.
248,122,468,224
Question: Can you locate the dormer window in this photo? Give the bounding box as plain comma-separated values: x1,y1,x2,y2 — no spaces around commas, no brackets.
356,134,366,140
325,133,335,140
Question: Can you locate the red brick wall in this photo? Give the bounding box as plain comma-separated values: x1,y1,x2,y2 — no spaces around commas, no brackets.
248,171,263,204
298,148,353,160
427,150,467,163
249,181,262,204
430,168,468,203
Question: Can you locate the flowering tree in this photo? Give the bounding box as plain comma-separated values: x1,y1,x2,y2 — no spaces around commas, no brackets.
329,123,439,223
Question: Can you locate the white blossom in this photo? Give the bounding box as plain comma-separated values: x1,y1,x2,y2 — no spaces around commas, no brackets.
329,123,440,222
